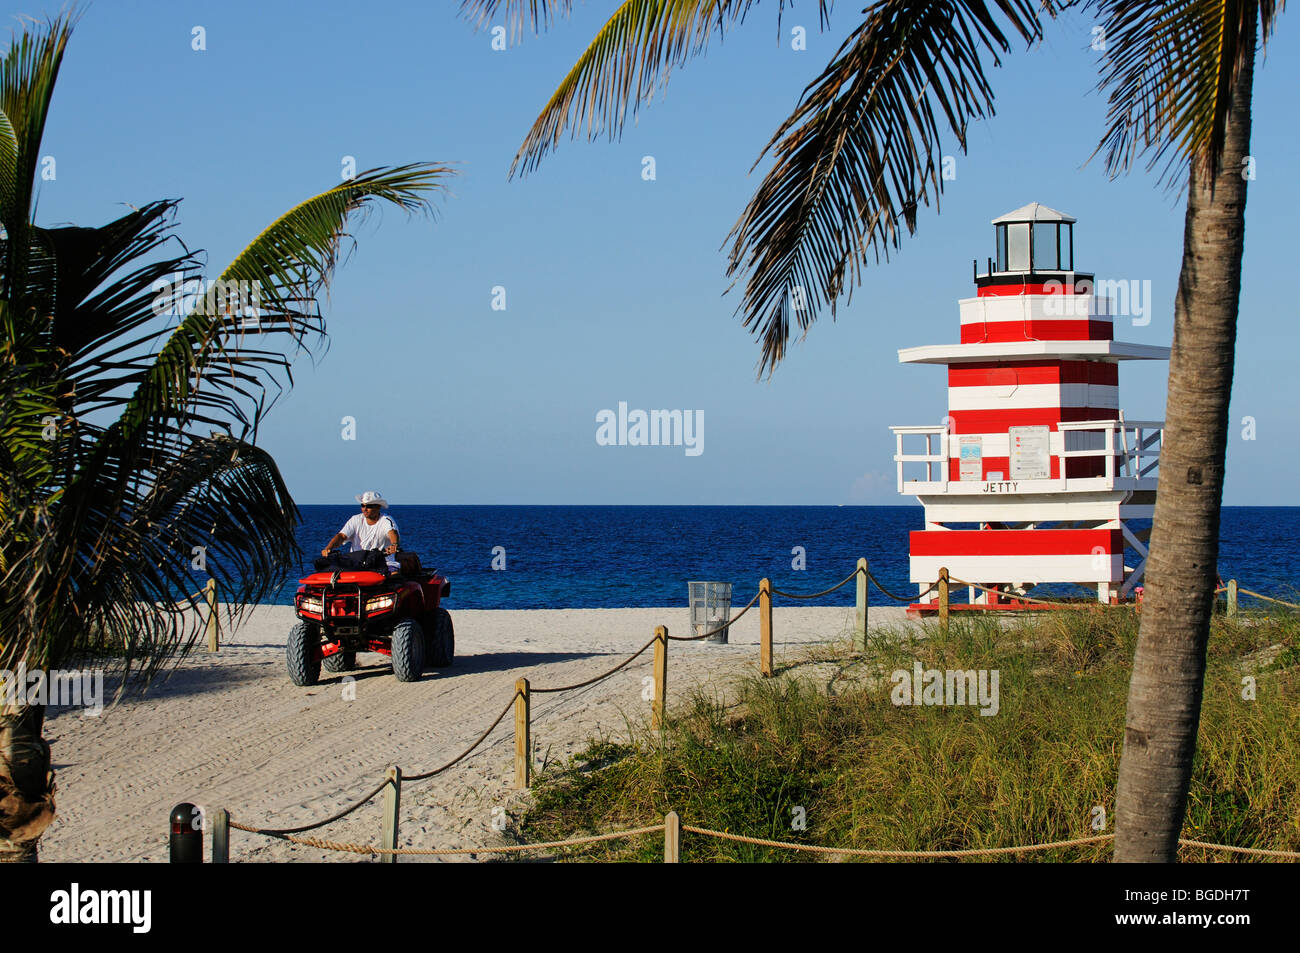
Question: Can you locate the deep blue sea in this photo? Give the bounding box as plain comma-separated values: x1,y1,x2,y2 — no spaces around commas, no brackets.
260,506,1300,609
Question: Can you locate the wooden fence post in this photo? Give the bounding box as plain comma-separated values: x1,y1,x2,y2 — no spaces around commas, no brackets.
855,558,868,653
211,808,229,863
664,811,680,863
515,677,531,789
652,626,668,730
205,577,219,652
1227,579,1238,618
381,766,401,864
760,578,773,677
938,567,950,632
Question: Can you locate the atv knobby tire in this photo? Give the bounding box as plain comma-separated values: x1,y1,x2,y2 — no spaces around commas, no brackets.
391,618,425,682
287,622,321,686
428,608,455,668
323,648,356,673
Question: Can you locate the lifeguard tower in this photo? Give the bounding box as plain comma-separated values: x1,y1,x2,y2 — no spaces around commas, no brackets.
891,203,1169,607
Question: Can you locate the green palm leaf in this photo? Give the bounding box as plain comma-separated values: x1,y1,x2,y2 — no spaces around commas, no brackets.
726,0,1050,376
110,163,453,443
1090,0,1283,180
24,163,455,678
484,0,767,177
0,106,18,223
35,201,201,415
0,11,457,685
0,12,75,304
460,0,578,37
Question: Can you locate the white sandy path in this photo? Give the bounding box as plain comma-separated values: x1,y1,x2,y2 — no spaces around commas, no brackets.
40,604,912,862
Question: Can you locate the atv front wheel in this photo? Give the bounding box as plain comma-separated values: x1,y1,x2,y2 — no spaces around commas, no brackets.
390,618,426,682
287,622,321,686
428,608,455,668
323,648,356,674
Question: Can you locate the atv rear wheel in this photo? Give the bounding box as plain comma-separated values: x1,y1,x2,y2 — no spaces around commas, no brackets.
323,648,356,673
428,608,454,667
287,621,321,686
390,618,425,682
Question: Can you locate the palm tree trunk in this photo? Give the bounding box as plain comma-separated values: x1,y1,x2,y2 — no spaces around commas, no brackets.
1113,15,1256,862
0,705,55,862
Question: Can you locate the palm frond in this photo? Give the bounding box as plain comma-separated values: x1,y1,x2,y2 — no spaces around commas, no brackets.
1089,0,1282,182
460,0,835,39
504,0,766,177
725,0,1050,377
0,12,77,300
41,201,197,356
0,106,18,224
5,433,299,681
0,11,457,692
1,164,453,680
105,163,453,444
18,202,202,416
459,0,578,38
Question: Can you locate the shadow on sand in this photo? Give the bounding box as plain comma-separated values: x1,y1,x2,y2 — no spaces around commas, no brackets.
320,649,617,682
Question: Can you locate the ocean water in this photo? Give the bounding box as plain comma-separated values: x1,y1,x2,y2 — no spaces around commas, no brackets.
260,505,1300,609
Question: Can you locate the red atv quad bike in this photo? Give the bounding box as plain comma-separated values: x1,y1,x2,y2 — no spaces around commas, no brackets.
287,549,454,686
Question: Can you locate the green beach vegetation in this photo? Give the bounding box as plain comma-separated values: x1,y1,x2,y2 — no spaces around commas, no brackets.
516,606,1300,861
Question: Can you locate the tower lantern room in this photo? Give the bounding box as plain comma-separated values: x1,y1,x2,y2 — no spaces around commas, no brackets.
989,202,1074,277
891,204,1170,607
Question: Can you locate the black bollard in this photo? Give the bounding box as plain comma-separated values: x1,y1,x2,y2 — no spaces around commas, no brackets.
170,803,204,863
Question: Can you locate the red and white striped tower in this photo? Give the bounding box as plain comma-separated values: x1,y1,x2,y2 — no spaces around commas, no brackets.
891,203,1169,607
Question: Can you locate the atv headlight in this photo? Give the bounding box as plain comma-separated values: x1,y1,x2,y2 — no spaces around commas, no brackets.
299,595,323,614
365,594,396,614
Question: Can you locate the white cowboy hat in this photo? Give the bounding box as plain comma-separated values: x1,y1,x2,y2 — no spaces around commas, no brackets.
355,491,388,508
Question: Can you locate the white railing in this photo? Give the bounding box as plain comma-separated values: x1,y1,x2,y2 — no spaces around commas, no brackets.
891,419,1163,493
890,425,949,490
1058,418,1163,481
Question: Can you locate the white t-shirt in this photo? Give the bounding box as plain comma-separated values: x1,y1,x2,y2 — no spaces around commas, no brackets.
340,513,399,554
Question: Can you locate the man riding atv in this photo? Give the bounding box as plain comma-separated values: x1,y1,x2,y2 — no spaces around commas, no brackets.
322,490,400,571
287,490,453,685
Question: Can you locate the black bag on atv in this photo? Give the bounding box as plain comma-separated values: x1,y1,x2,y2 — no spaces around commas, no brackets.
313,549,389,572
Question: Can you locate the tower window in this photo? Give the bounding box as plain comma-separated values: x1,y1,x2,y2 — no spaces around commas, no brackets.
1007,223,1030,271
1033,222,1058,269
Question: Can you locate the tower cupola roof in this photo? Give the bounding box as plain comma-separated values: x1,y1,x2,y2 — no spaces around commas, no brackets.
991,202,1076,225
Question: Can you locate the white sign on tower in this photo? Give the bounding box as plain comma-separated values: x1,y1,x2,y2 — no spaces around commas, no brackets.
1009,426,1051,480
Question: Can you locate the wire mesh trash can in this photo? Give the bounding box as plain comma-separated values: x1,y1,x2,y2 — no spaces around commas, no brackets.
689,581,733,644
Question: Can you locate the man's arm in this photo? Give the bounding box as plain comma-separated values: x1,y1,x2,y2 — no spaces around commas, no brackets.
384,526,400,554
322,532,347,558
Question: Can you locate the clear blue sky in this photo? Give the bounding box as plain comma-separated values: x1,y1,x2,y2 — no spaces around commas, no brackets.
26,1,1300,504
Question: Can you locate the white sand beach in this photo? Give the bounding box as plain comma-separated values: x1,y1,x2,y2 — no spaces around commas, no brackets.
40,604,913,862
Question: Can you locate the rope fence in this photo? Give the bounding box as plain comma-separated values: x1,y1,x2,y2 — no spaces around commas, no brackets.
217,813,1300,862
228,777,391,837
178,559,1296,864
244,823,668,857
769,568,862,600
1237,586,1300,610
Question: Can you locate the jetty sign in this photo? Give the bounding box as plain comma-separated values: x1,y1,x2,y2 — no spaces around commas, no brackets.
981,481,1020,493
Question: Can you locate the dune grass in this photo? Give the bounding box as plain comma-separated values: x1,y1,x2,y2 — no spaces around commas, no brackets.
515,607,1300,861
